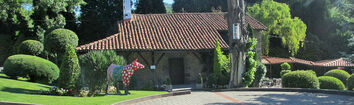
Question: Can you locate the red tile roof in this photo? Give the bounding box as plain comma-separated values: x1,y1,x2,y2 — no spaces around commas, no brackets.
76,13,267,51
261,56,354,67
261,56,294,64
313,58,354,67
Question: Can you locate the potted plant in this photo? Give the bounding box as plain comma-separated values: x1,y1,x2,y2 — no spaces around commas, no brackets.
196,73,203,89
166,78,172,91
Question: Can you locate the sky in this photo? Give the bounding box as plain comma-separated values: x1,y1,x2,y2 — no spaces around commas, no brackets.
164,0,174,4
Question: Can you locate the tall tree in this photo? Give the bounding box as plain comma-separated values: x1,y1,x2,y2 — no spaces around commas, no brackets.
0,0,33,65
270,0,351,60
62,0,86,33
135,0,166,14
78,0,123,44
173,0,227,13
247,0,307,56
31,0,85,43
31,0,67,43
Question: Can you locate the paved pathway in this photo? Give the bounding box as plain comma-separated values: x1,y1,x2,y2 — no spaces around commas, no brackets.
132,91,353,105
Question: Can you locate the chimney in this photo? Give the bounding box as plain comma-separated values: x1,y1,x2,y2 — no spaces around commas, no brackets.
123,0,132,22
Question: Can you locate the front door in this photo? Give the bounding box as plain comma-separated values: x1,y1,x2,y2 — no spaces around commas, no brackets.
169,58,184,85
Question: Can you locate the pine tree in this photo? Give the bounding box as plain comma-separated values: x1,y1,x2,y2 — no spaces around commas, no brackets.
57,45,81,89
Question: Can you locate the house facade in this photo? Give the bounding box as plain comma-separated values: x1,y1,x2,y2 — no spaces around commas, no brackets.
76,13,267,89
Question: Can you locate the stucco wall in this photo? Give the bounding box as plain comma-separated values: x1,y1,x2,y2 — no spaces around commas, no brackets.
121,52,205,89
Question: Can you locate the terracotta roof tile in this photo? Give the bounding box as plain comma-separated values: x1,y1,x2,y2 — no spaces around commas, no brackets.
261,56,294,64
76,13,267,51
262,56,354,67
313,58,354,67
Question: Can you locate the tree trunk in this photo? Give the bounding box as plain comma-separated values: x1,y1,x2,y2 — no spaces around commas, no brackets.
227,0,247,88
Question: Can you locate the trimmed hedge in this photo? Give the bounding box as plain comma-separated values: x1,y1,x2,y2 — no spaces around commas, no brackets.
318,76,345,90
281,62,291,70
280,70,291,77
252,62,267,87
18,40,44,56
324,69,350,85
3,55,60,83
44,29,79,53
348,74,354,90
282,71,319,89
57,45,81,89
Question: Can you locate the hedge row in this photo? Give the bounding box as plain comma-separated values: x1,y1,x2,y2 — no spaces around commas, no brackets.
3,55,60,83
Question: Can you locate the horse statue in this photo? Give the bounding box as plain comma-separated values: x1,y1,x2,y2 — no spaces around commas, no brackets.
106,59,145,95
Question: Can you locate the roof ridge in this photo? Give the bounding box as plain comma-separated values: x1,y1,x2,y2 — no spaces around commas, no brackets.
132,12,226,15
323,58,343,65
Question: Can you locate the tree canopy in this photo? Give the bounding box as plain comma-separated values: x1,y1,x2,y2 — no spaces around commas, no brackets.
173,0,227,13
247,0,307,56
135,0,166,14
78,0,123,44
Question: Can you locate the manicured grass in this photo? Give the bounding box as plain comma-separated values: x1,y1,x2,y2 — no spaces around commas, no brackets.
0,73,167,105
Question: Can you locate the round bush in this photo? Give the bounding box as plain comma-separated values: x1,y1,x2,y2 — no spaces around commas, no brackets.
45,29,79,53
252,63,267,87
18,40,44,56
280,62,291,70
3,54,60,83
348,74,354,90
280,70,291,77
324,69,350,85
282,71,319,89
318,76,345,90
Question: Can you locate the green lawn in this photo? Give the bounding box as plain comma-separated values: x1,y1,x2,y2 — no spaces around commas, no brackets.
0,73,167,105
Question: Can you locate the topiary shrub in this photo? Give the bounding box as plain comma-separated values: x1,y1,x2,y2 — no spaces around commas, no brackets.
318,76,345,90
280,70,291,77
44,29,79,54
348,74,354,90
280,62,291,70
18,40,44,56
3,55,59,83
295,70,317,76
252,62,267,87
79,50,126,96
324,69,350,86
57,45,81,89
282,71,319,89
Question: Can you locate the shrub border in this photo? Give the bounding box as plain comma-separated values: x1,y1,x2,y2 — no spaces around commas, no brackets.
212,88,354,96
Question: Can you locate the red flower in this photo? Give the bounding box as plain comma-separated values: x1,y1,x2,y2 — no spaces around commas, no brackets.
69,89,72,91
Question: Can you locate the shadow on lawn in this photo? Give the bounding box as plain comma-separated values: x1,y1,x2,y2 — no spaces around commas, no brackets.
1,87,41,95
0,75,8,78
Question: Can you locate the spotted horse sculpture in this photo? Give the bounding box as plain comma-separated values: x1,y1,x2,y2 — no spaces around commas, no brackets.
106,59,145,95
